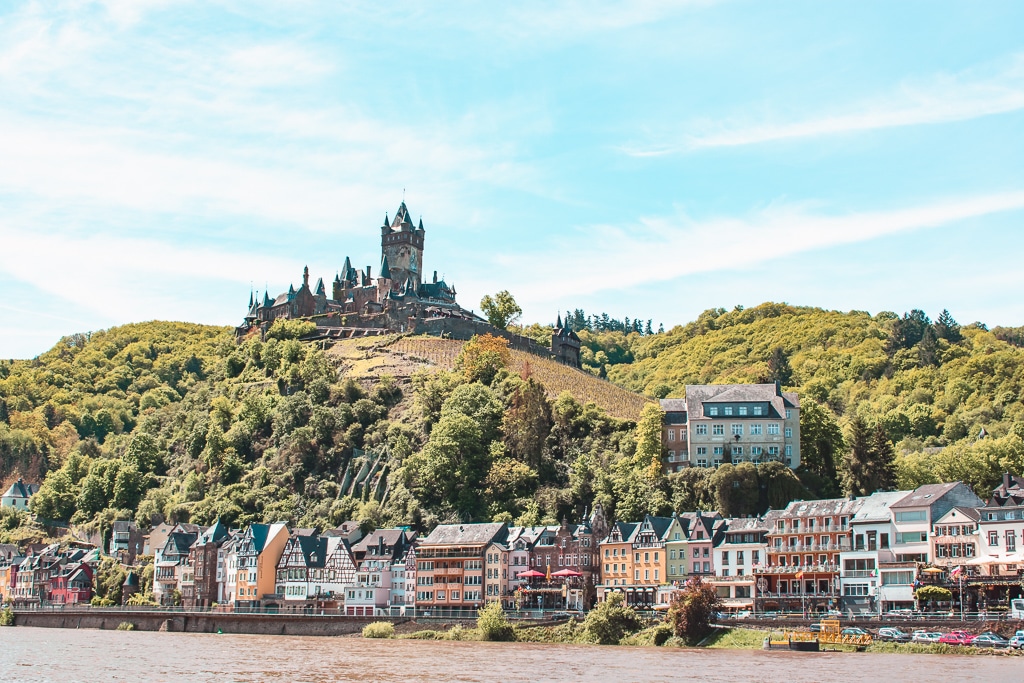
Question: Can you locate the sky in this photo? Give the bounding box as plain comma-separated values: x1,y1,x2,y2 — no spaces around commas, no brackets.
2,0,1024,359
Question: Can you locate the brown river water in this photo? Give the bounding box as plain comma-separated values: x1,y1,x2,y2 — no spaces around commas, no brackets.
1,627,1020,683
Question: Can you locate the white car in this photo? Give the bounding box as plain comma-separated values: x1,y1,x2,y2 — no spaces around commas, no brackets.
912,631,942,644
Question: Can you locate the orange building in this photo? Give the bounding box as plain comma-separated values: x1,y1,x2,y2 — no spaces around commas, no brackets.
416,523,507,613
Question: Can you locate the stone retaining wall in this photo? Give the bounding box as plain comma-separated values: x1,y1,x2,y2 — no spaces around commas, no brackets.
11,609,409,637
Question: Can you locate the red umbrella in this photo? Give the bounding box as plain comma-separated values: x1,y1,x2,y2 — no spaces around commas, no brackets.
518,570,546,578
551,569,583,577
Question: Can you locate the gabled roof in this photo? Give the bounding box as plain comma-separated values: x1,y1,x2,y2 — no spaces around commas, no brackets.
198,519,229,545
3,479,39,499
420,522,508,547
680,383,799,421
891,482,963,509
851,490,911,522
297,535,328,568
935,506,981,523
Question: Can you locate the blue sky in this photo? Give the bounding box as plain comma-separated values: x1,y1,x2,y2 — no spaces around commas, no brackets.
2,0,1024,358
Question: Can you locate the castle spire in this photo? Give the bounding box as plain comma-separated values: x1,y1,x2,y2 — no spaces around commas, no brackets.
303,266,310,288
556,313,563,328
379,254,391,280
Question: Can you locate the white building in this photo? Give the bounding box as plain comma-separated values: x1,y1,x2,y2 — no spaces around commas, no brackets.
838,490,912,615
1,479,39,510
890,482,983,564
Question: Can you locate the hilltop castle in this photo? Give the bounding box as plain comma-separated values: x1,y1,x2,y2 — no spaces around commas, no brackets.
236,201,581,367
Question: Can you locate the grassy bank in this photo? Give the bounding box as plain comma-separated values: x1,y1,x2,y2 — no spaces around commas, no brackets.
703,627,769,649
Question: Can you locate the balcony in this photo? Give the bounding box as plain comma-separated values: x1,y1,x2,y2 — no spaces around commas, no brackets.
754,564,839,575
843,570,876,578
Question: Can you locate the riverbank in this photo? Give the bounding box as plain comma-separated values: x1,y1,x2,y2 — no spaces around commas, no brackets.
4,627,1022,683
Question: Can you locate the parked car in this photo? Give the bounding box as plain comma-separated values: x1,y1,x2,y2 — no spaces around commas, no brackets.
841,627,871,637
971,632,1009,648
938,631,976,646
1007,634,1024,650
884,609,914,619
810,623,822,633
876,627,911,643
912,631,942,644
734,610,751,619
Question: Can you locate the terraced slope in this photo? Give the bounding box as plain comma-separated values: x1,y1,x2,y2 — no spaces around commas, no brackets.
327,334,650,421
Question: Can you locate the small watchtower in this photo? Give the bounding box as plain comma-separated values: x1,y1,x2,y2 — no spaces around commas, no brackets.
551,314,581,368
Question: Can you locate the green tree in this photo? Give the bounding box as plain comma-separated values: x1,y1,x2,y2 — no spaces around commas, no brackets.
934,309,962,343
477,601,515,641
455,334,511,386
798,399,844,496
502,379,553,468
479,290,523,329
665,576,722,644
710,463,759,517
765,346,793,386
579,592,643,645
842,416,896,497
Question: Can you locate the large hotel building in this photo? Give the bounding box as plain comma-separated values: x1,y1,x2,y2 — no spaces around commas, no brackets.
660,383,801,472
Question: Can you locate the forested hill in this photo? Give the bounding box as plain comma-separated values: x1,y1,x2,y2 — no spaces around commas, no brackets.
3,303,1024,549
595,303,1024,495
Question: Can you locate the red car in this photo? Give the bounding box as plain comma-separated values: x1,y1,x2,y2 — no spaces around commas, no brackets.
938,631,976,646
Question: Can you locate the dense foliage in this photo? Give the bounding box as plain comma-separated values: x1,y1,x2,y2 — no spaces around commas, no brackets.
665,576,721,645
5,300,1024,545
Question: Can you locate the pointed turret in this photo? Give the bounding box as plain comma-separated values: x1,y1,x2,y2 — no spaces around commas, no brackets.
557,313,563,328
288,283,295,296
249,290,254,309
302,266,310,288
262,291,273,307
379,255,392,280
314,277,325,296
418,217,424,231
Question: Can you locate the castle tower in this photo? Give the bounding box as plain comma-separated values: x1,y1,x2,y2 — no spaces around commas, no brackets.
380,201,424,295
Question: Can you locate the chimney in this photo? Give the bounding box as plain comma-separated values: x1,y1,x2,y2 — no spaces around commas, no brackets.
366,266,372,280
1005,472,1012,492
774,380,781,395
433,270,438,284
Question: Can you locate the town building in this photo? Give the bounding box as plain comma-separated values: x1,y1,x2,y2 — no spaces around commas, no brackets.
184,520,230,609
109,521,145,563
344,528,416,616
660,383,800,473
233,522,289,609
837,490,914,615
1,478,39,510
889,482,983,564
415,522,507,613
709,516,768,613
156,525,200,605
755,497,859,614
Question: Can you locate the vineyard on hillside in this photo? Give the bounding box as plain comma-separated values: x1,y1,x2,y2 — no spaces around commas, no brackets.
329,335,650,422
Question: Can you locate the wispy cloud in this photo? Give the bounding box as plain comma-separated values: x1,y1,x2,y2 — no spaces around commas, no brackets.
499,190,1024,306
626,54,1024,155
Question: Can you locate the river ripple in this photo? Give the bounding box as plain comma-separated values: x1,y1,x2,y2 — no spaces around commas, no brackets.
0,627,1019,683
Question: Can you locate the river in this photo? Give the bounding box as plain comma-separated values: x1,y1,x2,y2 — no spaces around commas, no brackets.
0,627,1019,682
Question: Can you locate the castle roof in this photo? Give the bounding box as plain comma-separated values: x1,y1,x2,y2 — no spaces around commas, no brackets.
379,255,391,280
315,278,325,296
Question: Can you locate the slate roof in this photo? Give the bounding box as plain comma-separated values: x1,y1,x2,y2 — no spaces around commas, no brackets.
3,479,39,499
776,497,863,518
850,490,911,522
420,522,508,547
722,517,769,533
672,384,800,422
890,483,963,509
